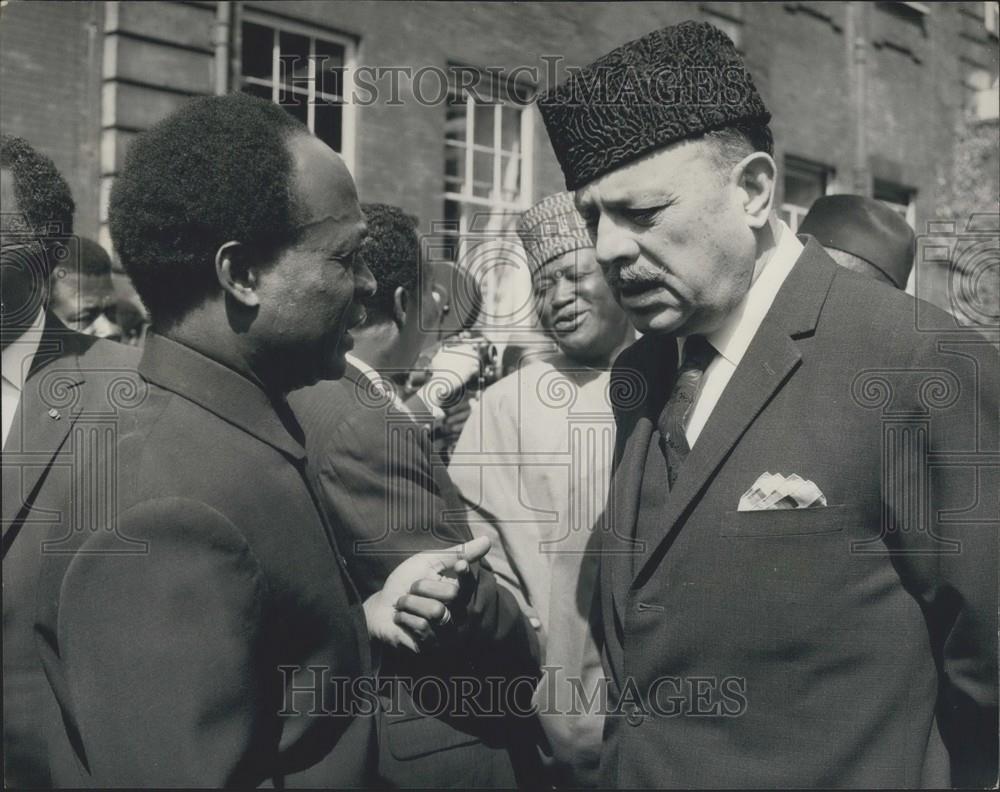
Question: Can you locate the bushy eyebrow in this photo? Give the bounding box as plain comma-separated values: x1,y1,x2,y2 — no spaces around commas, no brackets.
576,186,675,213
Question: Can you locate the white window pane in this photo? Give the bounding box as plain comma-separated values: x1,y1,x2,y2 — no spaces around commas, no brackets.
472,150,494,198
499,153,521,201
279,30,310,88
242,22,273,80
474,104,494,149
500,105,521,153
784,171,824,208
315,39,345,99
313,103,342,151
445,96,466,142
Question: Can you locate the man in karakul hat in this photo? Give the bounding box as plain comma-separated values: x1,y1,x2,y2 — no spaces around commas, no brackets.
537,20,998,789
449,191,634,787
799,193,916,289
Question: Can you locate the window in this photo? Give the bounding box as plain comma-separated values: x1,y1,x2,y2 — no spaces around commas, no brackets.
965,67,999,119
986,1,999,37
874,180,916,229
442,69,533,258
780,157,833,232
440,67,535,333
238,13,356,168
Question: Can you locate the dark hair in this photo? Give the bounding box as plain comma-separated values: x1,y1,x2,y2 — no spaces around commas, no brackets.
357,203,420,326
0,134,75,255
64,237,113,278
703,120,774,170
109,92,308,327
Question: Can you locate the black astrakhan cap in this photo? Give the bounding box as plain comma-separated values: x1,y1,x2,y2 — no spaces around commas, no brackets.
537,21,771,191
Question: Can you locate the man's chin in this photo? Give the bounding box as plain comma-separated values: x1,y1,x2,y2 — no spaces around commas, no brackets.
627,308,686,336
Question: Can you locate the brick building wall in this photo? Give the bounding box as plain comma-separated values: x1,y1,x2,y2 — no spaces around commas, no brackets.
0,0,104,240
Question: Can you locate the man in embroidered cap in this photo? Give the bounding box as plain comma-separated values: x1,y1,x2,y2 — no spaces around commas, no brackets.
799,194,916,289
449,192,633,787
538,20,997,789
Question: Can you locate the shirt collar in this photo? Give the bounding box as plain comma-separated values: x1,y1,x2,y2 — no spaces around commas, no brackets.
344,352,409,413
1,307,46,392
138,332,307,462
701,219,804,367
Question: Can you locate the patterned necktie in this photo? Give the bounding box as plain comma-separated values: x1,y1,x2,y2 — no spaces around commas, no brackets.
658,335,716,489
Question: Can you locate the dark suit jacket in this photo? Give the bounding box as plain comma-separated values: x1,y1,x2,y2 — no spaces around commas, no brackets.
600,241,998,788
2,315,140,789
33,333,375,788
290,367,542,788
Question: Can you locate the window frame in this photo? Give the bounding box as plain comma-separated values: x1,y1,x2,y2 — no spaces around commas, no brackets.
780,155,835,233
236,9,357,171
441,67,535,264
873,179,917,229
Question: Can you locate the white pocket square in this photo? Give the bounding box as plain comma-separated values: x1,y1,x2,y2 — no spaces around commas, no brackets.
738,472,827,512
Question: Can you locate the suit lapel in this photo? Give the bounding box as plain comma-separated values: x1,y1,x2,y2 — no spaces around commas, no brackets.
605,335,677,620
2,318,87,547
630,240,838,587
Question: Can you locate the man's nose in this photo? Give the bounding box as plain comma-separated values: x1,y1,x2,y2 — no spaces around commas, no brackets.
356,263,377,299
593,214,638,272
550,278,575,310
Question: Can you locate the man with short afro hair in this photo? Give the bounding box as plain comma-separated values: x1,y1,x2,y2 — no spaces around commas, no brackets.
109,92,305,328
36,92,499,788
354,203,420,327
0,134,75,239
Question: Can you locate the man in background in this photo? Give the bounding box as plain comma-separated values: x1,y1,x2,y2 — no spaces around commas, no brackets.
47,236,123,340
2,134,139,788
799,193,915,289
449,191,635,787
290,202,542,788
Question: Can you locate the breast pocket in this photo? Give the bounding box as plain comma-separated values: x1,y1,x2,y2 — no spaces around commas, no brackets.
721,504,851,538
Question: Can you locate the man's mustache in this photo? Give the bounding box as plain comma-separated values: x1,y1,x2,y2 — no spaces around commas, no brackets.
605,264,663,292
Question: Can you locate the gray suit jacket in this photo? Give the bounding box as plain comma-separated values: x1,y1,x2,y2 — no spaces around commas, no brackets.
3,316,140,788
290,368,543,788
34,334,375,787
600,241,998,788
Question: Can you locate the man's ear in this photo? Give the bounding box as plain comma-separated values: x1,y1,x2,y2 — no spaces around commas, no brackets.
393,286,408,328
733,152,776,230
215,241,259,308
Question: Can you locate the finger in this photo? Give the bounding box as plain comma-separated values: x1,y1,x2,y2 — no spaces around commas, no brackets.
390,626,421,654
459,535,490,564
393,610,433,642
409,577,461,602
449,536,490,566
396,593,448,623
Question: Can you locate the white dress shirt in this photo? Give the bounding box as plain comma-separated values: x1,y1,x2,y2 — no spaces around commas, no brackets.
2,308,46,450
683,221,804,447
344,352,409,414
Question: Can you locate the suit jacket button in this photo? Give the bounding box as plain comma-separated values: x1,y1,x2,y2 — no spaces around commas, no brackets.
626,705,644,727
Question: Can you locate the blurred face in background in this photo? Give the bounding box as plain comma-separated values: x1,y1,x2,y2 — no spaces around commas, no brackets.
1,167,49,347
49,266,122,340
533,245,632,368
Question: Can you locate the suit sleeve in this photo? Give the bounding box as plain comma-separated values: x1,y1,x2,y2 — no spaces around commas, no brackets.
57,497,272,788
884,335,999,786
312,409,540,678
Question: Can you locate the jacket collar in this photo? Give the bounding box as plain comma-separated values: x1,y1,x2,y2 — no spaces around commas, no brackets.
138,333,306,463
625,239,839,588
